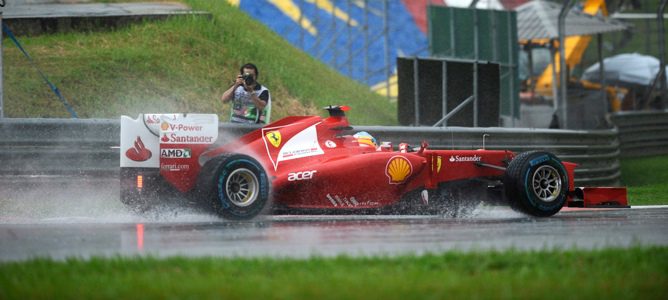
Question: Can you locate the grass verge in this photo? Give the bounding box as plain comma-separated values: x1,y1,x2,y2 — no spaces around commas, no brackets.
621,155,668,205
3,0,397,124
1,246,667,299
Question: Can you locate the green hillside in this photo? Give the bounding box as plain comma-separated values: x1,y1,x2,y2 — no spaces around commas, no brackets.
2,0,397,125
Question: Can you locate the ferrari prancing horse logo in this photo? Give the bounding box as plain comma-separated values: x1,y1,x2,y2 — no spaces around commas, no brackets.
266,130,282,148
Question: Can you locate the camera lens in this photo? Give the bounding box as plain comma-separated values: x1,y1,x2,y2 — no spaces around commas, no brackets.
243,73,254,86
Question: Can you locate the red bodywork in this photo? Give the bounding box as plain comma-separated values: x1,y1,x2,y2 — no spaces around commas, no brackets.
146,109,624,211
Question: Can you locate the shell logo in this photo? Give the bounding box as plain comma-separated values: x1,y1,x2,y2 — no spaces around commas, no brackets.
385,156,413,184
160,122,170,131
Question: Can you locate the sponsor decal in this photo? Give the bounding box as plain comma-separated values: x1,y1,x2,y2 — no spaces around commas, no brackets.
530,155,550,166
158,114,218,145
326,194,338,207
121,115,160,168
145,114,162,124
160,120,204,132
167,123,203,132
281,148,320,159
161,164,190,171
326,194,378,207
262,123,325,171
448,155,482,163
125,136,152,162
161,133,214,144
265,130,282,148
325,140,337,148
431,155,443,173
385,156,413,184
287,170,317,181
338,195,352,206
160,148,191,159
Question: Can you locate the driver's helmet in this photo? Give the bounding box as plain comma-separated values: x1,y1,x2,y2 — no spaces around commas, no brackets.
353,131,378,148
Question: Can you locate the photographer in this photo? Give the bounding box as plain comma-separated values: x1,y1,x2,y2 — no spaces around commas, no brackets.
221,63,271,124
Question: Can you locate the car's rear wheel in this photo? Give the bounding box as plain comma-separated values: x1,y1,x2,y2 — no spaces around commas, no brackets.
224,168,260,207
503,151,568,217
198,154,270,220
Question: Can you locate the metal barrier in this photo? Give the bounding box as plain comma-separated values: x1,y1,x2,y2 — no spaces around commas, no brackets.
610,110,668,157
0,118,621,186
0,118,118,176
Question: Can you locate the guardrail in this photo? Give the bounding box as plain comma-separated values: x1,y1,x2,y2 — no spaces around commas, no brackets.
0,118,118,177
609,110,668,157
0,118,621,186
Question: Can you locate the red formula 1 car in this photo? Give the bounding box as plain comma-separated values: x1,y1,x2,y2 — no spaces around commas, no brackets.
120,106,628,219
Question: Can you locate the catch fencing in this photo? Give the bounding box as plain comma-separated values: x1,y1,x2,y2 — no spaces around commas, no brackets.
0,117,626,187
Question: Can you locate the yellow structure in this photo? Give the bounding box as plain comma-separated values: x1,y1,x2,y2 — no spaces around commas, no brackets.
527,0,625,111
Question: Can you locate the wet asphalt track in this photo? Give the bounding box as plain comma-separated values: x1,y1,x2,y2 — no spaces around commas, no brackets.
1,177,667,261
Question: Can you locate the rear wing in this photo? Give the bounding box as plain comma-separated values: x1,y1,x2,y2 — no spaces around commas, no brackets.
120,114,219,168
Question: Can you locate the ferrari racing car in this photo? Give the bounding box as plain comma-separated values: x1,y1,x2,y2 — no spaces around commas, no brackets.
120,106,628,219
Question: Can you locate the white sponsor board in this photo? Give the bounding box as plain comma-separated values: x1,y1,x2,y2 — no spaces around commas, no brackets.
120,114,218,168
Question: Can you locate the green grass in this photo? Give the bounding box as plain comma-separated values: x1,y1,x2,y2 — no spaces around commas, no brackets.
621,155,668,205
2,0,397,125
1,247,667,299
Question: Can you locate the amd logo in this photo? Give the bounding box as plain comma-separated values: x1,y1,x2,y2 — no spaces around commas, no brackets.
160,148,191,158
288,170,317,181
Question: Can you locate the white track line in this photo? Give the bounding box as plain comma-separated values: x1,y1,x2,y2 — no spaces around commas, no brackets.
630,205,668,209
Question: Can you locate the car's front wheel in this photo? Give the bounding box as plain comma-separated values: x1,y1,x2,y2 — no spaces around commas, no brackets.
503,151,568,217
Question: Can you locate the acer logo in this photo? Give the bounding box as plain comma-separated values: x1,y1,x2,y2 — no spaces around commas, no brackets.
125,136,152,162
288,170,317,181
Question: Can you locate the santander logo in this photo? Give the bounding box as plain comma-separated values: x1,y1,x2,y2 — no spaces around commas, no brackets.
125,136,152,162
448,155,481,163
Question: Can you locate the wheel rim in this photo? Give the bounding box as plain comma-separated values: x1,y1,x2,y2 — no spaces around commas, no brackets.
531,165,562,202
225,168,259,207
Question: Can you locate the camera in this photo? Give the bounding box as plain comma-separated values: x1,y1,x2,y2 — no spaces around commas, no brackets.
242,73,255,86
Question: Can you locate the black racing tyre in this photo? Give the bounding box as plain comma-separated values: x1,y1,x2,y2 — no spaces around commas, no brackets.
503,151,568,217
198,154,270,220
